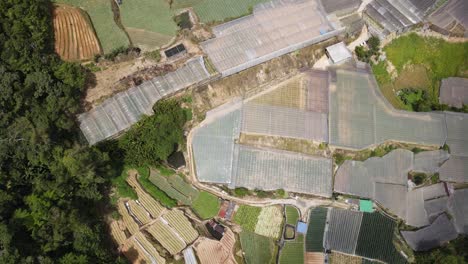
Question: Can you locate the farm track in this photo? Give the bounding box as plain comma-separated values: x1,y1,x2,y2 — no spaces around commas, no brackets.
53,5,101,61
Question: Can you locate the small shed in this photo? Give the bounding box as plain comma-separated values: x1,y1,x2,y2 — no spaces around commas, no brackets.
325,42,352,64
296,221,308,234
359,200,374,212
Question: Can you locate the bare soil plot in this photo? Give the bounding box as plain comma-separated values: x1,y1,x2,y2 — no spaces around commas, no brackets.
305,252,325,264
193,228,237,264
329,252,362,264
53,4,101,61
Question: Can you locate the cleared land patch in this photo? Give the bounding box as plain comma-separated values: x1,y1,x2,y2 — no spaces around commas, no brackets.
119,0,177,49
373,33,468,109
53,5,101,61
54,0,129,53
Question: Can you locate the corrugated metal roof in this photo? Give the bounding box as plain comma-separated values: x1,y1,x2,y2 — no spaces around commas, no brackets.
326,42,352,64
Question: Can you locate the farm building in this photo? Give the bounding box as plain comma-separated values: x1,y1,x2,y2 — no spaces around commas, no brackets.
439,112,468,183
322,209,406,263
78,56,210,144
428,0,468,37
363,0,436,38
329,67,447,150
325,42,352,64
200,0,344,76
439,77,468,108
334,149,451,227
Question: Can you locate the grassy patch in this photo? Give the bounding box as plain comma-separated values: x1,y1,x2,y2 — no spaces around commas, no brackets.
54,0,129,53
374,33,468,109
191,191,220,219
172,0,268,23
234,205,261,232
285,205,300,226
111,166,138,202
120,0,177,36
240,231,277,264
280,234,305,264
136,166,177,208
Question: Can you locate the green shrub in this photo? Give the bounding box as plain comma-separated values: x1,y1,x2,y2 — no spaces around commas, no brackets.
234,187,250,197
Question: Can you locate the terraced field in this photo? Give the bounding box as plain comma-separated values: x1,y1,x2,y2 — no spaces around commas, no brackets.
53,0,129,53
163,210,198,243
149,169,198,205
126,172,165,218
147,220,186,255
53,5,101,60
118,200,140,235
127,200,151,225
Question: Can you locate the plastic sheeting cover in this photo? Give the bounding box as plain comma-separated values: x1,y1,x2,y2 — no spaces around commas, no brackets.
79,56,210,145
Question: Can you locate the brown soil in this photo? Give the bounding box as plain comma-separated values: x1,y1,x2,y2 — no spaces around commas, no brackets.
53,5,101,61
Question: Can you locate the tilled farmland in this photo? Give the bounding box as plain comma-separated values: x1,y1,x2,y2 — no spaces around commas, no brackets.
53,5,101,61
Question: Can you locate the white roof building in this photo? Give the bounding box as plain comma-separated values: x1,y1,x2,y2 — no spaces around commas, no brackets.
326,42,352,64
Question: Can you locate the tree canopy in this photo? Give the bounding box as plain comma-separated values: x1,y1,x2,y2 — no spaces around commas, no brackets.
118,99,189,166
0,0,121,262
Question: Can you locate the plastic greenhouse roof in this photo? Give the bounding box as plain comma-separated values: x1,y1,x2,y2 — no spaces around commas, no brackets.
200,0,343,76
329,68,446,150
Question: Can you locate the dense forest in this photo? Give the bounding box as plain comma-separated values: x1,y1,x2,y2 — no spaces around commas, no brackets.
0,0,122,262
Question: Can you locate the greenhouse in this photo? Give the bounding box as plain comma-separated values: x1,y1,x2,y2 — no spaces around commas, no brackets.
448,189,468,234
200,0,343,76
192,100,242,184
242,70,329,141
440,112,468,183
78,56,210,144
401,214,458,251
329,68,446,150
231,145,332,197
334,149,451,227
324,209,363,255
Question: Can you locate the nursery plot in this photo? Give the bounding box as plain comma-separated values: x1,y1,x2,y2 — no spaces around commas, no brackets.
285,205,300,226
